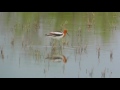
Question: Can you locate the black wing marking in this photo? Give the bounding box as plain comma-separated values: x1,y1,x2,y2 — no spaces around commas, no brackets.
52,33,63,37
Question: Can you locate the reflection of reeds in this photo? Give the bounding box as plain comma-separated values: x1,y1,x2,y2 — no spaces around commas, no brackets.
48,59,50,70
78,47,81,54
11,38,14,46
97,47,100,59
89,68,94,78
86,69,87,74
78,72,80,78
1,50,4,59
22,41,24,48
110,50,113,61
63,64,65,74
101,68,106,78
79,61,81,70
81,46,83,54
19,57,20,68
109,72,112,78
44,68,46,74
74,44,88,55
84,44,87,54
44,68,47,78
34,50,41,60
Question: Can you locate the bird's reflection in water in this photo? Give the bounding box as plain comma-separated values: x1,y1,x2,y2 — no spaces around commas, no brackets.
46,46,67,74
46,54,67,63
46,45,67,64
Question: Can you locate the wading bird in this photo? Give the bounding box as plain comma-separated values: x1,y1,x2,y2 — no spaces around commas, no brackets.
45,29,69,40
45,29,69,48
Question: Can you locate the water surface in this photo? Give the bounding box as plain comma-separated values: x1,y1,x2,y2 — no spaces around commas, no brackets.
0,12,120,78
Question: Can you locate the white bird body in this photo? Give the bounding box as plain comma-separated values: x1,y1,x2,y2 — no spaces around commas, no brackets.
45,30,68,40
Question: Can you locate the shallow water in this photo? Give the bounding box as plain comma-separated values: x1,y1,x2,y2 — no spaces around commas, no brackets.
0,12,120,78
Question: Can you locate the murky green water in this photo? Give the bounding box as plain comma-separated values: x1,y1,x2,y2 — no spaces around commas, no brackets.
0,12,120,78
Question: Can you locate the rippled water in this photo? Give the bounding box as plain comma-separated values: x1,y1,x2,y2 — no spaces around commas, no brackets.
0,12,120,78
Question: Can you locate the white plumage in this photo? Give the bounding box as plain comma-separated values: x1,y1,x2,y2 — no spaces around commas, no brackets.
45,30,68,40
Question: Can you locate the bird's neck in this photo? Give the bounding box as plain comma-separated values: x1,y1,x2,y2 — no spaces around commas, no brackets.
63,33,66,37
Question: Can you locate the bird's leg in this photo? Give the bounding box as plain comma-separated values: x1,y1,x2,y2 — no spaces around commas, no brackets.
51,39,55,49
59,39,61,48
61,39,63,49
60,39,63,54
55,39,57,47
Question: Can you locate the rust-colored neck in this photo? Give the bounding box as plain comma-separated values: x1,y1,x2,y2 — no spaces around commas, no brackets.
63,30,67,37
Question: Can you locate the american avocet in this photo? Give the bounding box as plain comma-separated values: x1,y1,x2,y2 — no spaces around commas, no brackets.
45,29,69,40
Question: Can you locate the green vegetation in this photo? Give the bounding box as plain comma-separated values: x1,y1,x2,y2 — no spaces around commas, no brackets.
1,12,120,44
